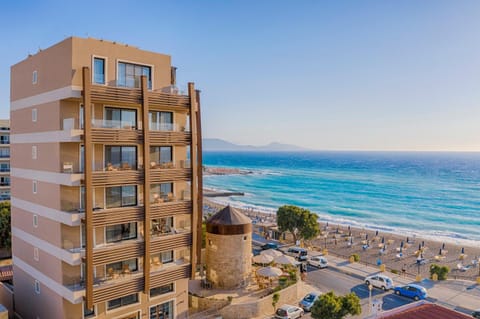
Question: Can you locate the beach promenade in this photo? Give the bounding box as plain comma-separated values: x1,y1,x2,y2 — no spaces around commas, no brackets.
204,199,480,317
250,233,480,318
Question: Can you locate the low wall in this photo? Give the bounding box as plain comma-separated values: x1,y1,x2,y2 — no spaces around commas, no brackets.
189,294,230,312
219,283,301,319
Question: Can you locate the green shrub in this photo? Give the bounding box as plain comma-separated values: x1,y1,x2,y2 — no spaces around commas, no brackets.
351,254,360,262
430,264,450,280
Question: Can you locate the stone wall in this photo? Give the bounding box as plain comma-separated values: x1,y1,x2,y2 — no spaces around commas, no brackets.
219,282,301,319
206,232,252,289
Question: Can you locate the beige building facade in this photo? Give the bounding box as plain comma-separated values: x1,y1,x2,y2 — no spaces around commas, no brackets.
10,37,202,319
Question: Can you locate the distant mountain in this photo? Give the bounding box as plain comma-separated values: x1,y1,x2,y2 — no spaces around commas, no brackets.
203,138,308,151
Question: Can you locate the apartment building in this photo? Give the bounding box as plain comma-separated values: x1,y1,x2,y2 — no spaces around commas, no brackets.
10,37,202,319
0,120,10,202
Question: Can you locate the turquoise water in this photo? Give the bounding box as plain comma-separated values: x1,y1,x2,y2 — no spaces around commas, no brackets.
202,151,480,244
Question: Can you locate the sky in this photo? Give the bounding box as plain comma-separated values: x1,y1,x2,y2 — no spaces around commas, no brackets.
1,1,480,151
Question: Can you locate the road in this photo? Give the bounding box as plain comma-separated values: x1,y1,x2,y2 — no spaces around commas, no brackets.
297,265,421,318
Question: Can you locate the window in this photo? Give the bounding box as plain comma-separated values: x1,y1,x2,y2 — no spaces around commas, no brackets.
149,111,173,131
32,71,37,84
151,217,173,236
33,214,38,227
34,247,39,261
93,57,105,84
79,104,84,129
0,148,10,158
106,258,138,277
32,108,37,122
32,146,37,159
32,180,37,194
106,186,137,208
83,303,95,318
150,183,173,203
106,222,137,243
0,135,9,144
107,293,138,310
80,145,84,173
149,300,173,319
0,177,10,186
150,146,172,165
34,280,40,294
150,283,174,298
81,222,86,248
117,62,151,89
105,146,137,170
104,107,137,129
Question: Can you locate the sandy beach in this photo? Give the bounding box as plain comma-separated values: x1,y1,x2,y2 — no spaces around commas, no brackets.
203,198,480,281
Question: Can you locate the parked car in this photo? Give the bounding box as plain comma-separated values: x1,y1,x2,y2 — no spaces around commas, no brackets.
393,284,428,301
364,274,394,291
299,291,321,312
307,256,328,268
261,242,279,250
275,304,304,319
286,246,308,261
472,309,480,318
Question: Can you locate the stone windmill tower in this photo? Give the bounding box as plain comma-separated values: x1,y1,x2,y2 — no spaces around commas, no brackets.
205,205,252,288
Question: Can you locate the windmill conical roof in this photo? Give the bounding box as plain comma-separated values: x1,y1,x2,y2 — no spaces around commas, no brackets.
206,205,251,226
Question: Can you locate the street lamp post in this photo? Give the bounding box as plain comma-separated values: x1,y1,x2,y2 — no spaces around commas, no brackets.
368,284,373,315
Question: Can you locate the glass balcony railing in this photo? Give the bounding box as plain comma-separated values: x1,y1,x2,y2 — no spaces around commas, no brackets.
92,119,137,130
150,189,190,205
149,160,190,169
150,256,190,273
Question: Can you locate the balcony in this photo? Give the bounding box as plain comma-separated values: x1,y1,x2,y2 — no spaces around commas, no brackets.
150,263,191,289
92,167,143,187
89,85,190,109
90,119,142,143
150,200,192,219
150,232,192,253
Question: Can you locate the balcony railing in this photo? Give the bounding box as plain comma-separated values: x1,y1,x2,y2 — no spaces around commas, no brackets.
92,119,137,130
149,160,190,170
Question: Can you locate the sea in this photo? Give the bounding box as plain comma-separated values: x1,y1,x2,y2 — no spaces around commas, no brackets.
202,151,480,246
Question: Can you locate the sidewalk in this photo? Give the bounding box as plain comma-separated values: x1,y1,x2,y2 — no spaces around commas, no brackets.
325,254,480,313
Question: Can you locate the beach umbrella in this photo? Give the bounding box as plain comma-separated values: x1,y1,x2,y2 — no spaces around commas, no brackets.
256,266,283,278
461,247,465,254
273,255,297,266
253,254,273,265
261,249,283,258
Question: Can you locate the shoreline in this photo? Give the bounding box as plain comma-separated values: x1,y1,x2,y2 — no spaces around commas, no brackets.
203,197,480,280
203,192,480,248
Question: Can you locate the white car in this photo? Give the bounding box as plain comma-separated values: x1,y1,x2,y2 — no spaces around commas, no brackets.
364,274,394,291
274,304,304,319
307,256,328,268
